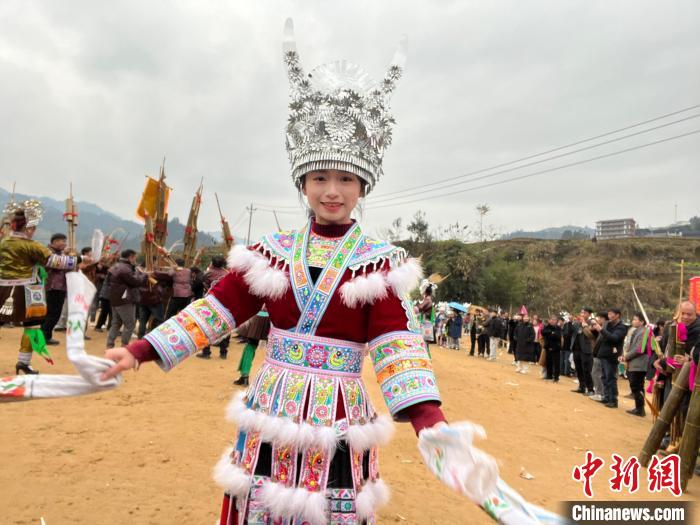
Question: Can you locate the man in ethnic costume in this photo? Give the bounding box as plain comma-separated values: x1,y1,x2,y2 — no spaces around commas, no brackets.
0,201,79,374
103,20,561,525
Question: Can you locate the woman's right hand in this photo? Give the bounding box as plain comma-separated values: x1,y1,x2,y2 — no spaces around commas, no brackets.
101,347,137,381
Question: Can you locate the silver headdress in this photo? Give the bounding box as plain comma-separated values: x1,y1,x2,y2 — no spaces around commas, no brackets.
3,199,44,228
283,18,406,194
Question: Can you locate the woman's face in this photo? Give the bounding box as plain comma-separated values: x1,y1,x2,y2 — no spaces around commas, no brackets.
302,170,362,225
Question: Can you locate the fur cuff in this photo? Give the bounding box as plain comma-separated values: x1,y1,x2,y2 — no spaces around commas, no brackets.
226,392,338,451
386,257,422,297
356,479,390,520
259,482,328,525
212,447,252,497
227,245,289,300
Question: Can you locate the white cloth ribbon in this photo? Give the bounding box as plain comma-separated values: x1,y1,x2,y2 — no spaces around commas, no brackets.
418,421,566,525
1,272,121,401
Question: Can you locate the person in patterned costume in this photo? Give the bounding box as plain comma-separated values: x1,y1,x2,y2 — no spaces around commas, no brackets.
103,19,562,525
0,201,79,374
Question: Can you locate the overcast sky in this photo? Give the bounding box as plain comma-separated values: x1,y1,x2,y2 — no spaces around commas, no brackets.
1,1,698,241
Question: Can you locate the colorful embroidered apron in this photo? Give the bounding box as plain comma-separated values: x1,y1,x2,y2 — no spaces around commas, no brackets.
232,221,382,525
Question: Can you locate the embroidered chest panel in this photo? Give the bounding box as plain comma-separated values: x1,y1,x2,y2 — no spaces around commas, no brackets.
306,232,342,268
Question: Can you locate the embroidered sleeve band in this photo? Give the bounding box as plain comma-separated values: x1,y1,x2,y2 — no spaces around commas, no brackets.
46,254,78,270
369,331,441,416
145,295,235,371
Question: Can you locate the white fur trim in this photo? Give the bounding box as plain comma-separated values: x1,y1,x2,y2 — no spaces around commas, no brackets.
386,257,423,297
212,447,252,497
356,479,390,520
259,482,328,525
227,245,261,272
226,392,338,451
345,415,395,451
339,271,388,308
244,260,289,300
227,245,289,300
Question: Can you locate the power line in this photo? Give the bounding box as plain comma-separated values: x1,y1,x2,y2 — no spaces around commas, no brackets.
255,206,304,216
253,200,301,210
235,104,700,211
368,112,700,204
365,129,700,211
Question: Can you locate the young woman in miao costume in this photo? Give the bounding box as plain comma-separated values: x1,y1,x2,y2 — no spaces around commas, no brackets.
103,19,564,525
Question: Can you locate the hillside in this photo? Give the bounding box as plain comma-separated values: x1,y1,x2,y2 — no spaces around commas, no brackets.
501,225,594,240
0,187,218,251
399,237,700,319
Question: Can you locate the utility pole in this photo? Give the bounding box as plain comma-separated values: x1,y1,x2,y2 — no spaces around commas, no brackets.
245,202,257,245
674,203,678,224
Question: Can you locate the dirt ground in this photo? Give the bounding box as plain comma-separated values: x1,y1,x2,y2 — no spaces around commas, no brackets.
1,327,697,524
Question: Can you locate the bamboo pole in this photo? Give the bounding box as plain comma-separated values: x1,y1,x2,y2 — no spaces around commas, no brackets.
64,183,78,255
154,160,169,267
182,179,203,267
215,192,234,250
679,365,700,491
639,361,691,467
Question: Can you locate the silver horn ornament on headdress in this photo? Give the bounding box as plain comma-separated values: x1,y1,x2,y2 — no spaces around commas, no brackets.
283,18,407,194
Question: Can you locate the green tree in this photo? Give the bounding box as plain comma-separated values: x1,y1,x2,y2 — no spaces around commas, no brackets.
480,259,525,308
407,211,432,243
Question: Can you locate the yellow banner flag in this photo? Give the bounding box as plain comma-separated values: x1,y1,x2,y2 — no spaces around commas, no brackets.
136,176,169,221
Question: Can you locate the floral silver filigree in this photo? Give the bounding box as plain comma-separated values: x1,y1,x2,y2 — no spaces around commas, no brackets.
283,18,406,194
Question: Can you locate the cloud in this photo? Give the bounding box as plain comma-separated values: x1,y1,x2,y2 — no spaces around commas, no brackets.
0,0,698,240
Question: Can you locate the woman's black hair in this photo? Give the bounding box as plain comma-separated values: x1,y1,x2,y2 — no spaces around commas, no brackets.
633,311,647,324
11,210,27,231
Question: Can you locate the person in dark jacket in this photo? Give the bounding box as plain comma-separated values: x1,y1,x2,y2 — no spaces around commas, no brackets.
469,313,478,356
571,307,596,395
164,259,193,318
190,266,205,300
597,307,628,408
446,311,463,350
514,315,536,373
106,249,149,349
508,314,520,362
476,314,488,357
542,315,562,382
198,256,231,359
623,313,652,417
483,310,499,361
561,317,574,377
136,266,169,339
40,233,70,345
588,312,607,401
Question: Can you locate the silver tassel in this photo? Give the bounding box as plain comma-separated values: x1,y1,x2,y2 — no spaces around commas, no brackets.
0,286,15,316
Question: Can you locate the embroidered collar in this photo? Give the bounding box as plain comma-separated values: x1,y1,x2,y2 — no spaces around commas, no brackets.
257,224,406,271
